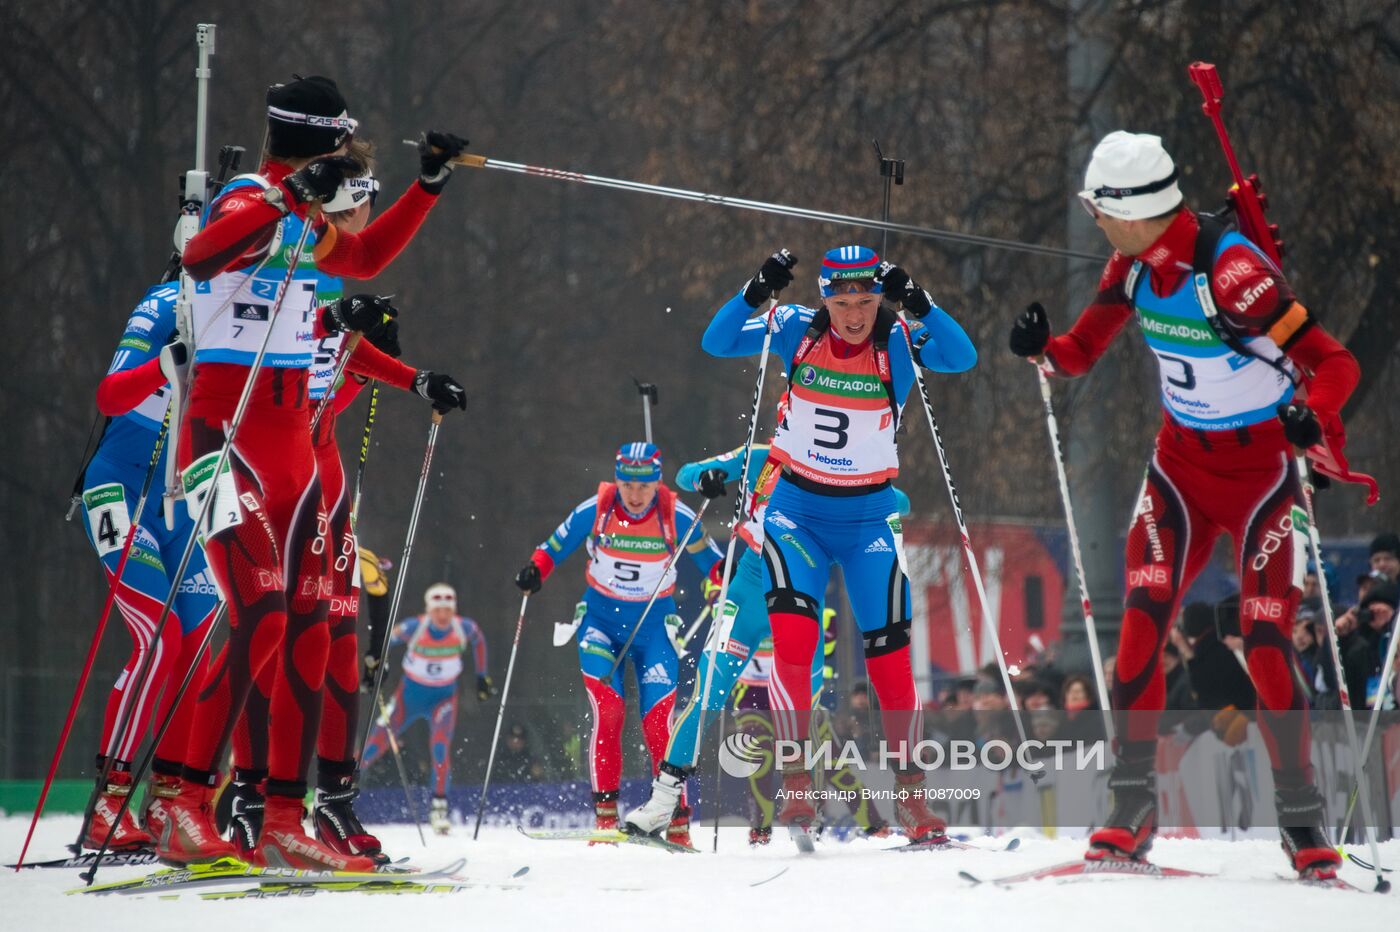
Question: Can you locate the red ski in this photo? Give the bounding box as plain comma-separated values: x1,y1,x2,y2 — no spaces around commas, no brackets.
960,858,1214,886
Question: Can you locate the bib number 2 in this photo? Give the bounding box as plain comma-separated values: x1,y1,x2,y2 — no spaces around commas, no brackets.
182,451,243,544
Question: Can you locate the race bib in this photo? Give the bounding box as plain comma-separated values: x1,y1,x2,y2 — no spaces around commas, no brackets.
182,451,242,544
83,483,131,557
707,598,741,655
886,512,909,578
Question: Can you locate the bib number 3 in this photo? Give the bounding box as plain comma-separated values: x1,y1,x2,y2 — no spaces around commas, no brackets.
812,407,850,449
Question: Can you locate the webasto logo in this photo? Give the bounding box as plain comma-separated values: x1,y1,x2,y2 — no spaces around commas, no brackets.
808,451,853,466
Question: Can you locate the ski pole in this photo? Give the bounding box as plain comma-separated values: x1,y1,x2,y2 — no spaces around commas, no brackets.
605,497,714,680
405,143,1103,264
14,411,170,870
634,377,658,445
678,604,711,654
897,316,1037,763
359,409,446,755
1034,366,1114,735
349,384,380,529
79,208,322,881
690,257,792,769
473,593,529,839
1336,596,1400,863
78,602,225,883
1295,454,1388,892
374,695,426,847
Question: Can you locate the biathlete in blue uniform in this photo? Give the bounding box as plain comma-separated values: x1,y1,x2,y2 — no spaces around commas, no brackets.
699,246,975,844
514,443,721,845
362,583,490,835
79,282,220,851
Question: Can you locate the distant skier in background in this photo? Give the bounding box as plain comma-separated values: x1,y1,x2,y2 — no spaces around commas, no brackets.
362,583,493,835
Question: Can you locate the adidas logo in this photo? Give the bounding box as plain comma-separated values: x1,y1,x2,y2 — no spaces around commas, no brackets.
864,537,893,553
179,569,220,596
640,662,672,686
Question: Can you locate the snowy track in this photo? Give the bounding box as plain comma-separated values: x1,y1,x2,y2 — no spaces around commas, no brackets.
4,816,1394,931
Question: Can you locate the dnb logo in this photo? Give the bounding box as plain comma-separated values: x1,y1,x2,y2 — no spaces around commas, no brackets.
718,732,768,779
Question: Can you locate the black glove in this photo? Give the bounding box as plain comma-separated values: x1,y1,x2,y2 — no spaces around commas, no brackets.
413,370,467,413
283,155,359,206
698,468,728,500
417,130,470,194
1277,403,1323,449
321,294,400,352
476,674,497,702
360,654,381,692
875,262,934,318
365,319,402,358
742,250,797,307
1009,302,1051,358
515,562,542,594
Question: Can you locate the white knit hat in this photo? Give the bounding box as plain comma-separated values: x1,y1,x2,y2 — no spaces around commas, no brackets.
1079,131,1183,220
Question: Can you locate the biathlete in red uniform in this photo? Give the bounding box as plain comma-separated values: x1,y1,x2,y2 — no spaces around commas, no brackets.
152,75,468,869
1010,131,1361,879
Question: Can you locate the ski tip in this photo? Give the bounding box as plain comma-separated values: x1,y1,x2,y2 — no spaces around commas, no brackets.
751,866,789,887
957,870,982,885
1005,837,1021,852
512,865,530,878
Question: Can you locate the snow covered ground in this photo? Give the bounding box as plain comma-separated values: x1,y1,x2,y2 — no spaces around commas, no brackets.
4,815,1395,931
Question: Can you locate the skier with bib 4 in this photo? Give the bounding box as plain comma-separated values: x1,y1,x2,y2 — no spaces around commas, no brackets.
700,246,975,845
78,283,220,852
1008,131,1360,879
514,443,722,844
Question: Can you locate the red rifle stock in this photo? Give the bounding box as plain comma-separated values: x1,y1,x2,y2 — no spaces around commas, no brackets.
1188,62,1285,267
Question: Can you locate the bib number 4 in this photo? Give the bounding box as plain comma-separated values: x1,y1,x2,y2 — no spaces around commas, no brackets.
83,483,132,557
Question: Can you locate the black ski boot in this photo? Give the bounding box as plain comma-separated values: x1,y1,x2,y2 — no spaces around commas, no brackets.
1086,749,1156,861
313,761,386,865
214,770,265,859
1275,778,1342,879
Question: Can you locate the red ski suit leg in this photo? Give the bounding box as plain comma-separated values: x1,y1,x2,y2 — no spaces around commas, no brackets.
1113,422,1310,770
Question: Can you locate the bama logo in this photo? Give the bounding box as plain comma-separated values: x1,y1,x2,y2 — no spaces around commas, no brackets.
807,450,853,467
1232,279,1272,313
1127,565,1170,588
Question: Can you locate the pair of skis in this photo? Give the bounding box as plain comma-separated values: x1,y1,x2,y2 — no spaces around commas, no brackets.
65,855,528,898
